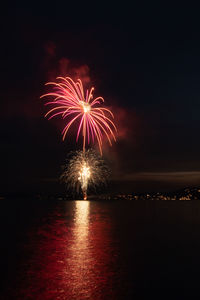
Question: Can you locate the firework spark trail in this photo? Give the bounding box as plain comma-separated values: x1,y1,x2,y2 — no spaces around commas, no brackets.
41,77,117,154
61,150,109,200
78,162,91,200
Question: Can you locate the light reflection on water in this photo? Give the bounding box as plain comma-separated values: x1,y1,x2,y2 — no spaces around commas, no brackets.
8,201,121,299
2,200,200,298
66,200,121,299
67,201,92,298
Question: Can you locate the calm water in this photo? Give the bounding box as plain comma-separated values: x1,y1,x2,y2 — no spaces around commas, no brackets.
1,199,200,299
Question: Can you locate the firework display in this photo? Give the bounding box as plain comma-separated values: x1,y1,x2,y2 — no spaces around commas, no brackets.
60,150,109,200
41,76,116,199
41,77,116,154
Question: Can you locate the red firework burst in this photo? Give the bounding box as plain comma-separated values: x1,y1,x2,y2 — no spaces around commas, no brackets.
41,77,117,154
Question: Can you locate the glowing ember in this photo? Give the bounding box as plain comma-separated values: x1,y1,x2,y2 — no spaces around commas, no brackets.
41,77,117,154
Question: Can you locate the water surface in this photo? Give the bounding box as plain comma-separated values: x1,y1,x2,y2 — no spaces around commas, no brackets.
1,200,200,298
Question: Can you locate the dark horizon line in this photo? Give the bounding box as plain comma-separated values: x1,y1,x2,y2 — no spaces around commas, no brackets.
2,184,200,199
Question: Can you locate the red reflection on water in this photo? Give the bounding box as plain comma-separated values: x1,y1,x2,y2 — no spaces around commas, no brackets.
7,201,120,299
66,201,92,298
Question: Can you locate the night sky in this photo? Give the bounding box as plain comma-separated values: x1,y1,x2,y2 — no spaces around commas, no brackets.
2,3,200,194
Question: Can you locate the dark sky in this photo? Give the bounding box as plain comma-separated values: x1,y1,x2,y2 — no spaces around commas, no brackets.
2,3,200,194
